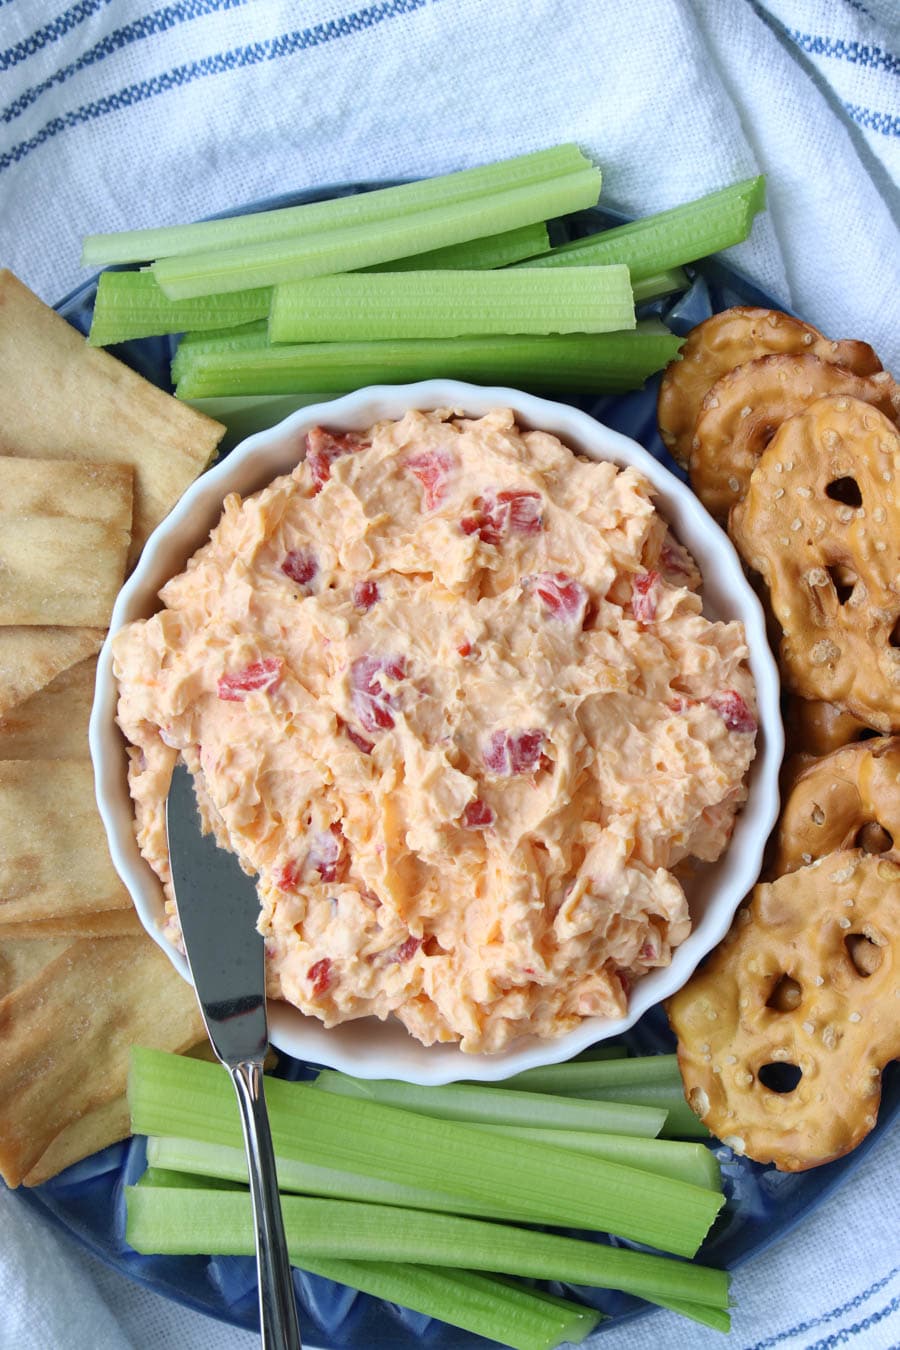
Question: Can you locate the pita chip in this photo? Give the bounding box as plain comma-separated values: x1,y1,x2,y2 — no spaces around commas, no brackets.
0,935,205,1186
0,655,96,760
0,457,132,627
0,270,224,565
0,626,104,717
0,936,71,999
0,759,132,925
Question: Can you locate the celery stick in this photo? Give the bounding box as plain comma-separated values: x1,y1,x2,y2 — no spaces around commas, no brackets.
519,176,765,280
173,331,683,398
83,145,594,265
267,266,634,343
129,1049,722,1256
310,1070,664,1136
125,1187,730,1313
170,321,267,383
137,1165,246,1191
87,271,271,346
147,1134,533,1223
364,221,550,272
503,1054,683,1094
471,1124,720,1190
152,167,602,299
572,1085,709,1139
632,266,689,303
654,1297,731,1333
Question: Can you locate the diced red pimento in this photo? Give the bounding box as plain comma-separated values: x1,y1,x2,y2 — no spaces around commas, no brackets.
390,934,422,963
708,689,757,734
350,655,406,732
352,579,379,611
631,570,661,623
407,450,455,510
460,488,543,545
305,427,368,494
457,640,473,658
275,859,301,891
307,957,333,996
483,728,545,776
462,798,495,829
281,549,317,589
531,571,589,625
345,724,375,755
217,657,282,702
308,824,349,883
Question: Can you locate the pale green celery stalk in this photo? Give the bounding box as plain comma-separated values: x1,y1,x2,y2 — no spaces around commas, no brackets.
471,1124,720,1190
129,1049,722,1256
87,270,271,346
267,266,634,343
137,1166,246,1192
576,1084,709,1140
503,1054,683,1094
82,144,594,265
497,1055,709,1138
170,321,267,383
632,266,689,303
172,331,684,398
363,221,550,271
518,176,765,280
125,1187,730,1315
147,1135,532,1223
152,166,602,298
310,1070,664,1137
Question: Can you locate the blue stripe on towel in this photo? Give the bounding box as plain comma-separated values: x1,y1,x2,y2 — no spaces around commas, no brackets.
0,0,113,72
744,1264,900,1349
787,31,900,76
803,1291,900,1349
0,0,430,174
843,101,900,136
2,0,248,124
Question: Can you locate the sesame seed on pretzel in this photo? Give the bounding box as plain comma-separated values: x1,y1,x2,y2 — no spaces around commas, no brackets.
689,354,900,520
657,307,882,468
769,738,900,877
730,396,900,732
667,849,900,1171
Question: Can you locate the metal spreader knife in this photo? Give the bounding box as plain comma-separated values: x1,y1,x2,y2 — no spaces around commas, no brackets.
166,762,302,1350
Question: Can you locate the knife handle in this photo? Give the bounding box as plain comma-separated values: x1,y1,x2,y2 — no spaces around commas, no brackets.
231,1059,303,1350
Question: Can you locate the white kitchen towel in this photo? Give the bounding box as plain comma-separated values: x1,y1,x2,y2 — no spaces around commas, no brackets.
0,1,898,1348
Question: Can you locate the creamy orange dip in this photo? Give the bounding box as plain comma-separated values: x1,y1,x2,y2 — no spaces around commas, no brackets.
114,408,757,1053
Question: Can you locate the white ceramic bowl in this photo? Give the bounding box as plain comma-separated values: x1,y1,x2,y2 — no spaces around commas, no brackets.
91,381,782,1085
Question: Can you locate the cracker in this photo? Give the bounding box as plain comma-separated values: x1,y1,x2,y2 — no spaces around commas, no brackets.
0,911,142,939
769,738,900,877
689,354,900,520
668,849,900,1170
0,457,132,627
0,656,96,760
0,936,70,999
0,759,132,924
730,396,900,731
0,934,205,1186
783,695,876,758
22,1096,131,1188
657,306,882,466
0,626,104,717
0,270,224,566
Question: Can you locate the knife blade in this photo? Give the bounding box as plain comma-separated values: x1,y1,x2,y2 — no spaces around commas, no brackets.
166,761,302,1350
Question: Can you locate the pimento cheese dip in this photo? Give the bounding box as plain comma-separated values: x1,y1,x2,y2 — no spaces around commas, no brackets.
114,408,757,1053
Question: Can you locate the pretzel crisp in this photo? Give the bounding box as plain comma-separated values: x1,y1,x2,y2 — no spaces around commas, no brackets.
689,354,900,520
657,307,882,467
730,396,900,731
784,695,877,758
668,849,899,1170
770,739,900,876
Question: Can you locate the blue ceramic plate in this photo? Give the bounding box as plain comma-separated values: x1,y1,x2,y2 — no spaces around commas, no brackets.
12,184,900,1347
